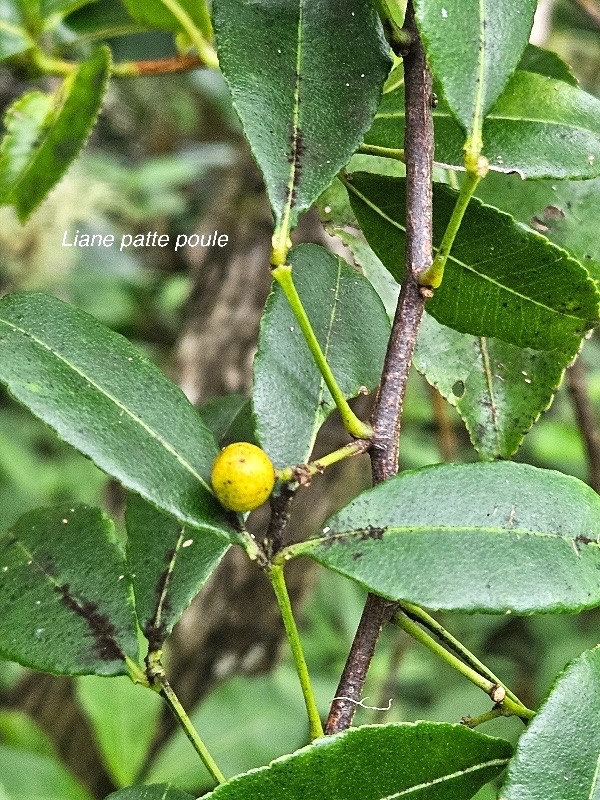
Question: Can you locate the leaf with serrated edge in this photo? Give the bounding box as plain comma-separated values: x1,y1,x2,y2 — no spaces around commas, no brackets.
253,244,390,468
330,225,581,460
202,723,511,800
365,71,600,179
126,494,230,649
0,292,238,540
0,46,111,221
414,0,537,140
347,173,600,350
285,462,600,613
414,315,581,459
213,0,390,230
500,646,600,800
476,172,600,284
0,505,138,676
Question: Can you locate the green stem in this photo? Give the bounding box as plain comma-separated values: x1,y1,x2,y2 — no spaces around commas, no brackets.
268,565,324,740
157,0,219,68
393,612,534,721
399,601,522,707
31,49,76,76
272,264,373,440
125,656,151,687
462,707,507,728
276,439,370,482
418,170,482,288
358,143,405,162
146,652,226,785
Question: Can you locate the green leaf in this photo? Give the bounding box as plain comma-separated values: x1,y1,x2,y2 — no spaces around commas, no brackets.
500,646,600,800
104,786,194,800
285,461,600,613
0,745,92,800
121,0,212,38
518,43,578,86
0,505,138,676
414,315,581,459
413,0,537,142
77,675,162,787
476,173,600,284
41,0,98,21
0,47,111,221
253,244,390,467
0,292,237,539
347,173,600,350
0,6,34,61
64,0,144,41
201,723,510,800
125,494,230,649
342,228,583,459
198,394,256,447
365,71,600,179
212,0,390,230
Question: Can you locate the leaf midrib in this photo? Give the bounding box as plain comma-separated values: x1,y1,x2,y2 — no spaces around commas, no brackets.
345,180,594,325
380,757,509,799
297,523,600,554
0,313,213,493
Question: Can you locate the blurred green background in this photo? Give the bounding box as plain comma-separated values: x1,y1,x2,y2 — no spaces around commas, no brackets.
0,1,599,798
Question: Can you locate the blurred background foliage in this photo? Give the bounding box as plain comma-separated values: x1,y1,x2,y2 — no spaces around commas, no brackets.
0,1,599,798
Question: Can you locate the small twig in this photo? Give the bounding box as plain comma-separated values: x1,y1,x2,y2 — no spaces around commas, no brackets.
399,602,524,708
325,0,434,735
566,357,600,493
276,439,371,484
268,565,324,740
393,612,534,722
265,485,297,557
145,651,226,784
114,55,206,77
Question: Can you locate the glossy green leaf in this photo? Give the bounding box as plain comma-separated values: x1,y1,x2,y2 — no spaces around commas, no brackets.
202,723,510,800
0,47,111,221
0,5,34,61
105,786,193,800
414,315,581,459
476,173,600,284
0,745,92,800
518,43,577,86
125,494,230,649
285,461,600,613
500,646,600,800
347,173,600,350
77,676,162,787
253,244,390,467
0,292,237,539
413,0,537,139
64,0,142,40
339,227,583,459
365,71,600,179
121,0,211,37
213,0,390,230
0,505,138,676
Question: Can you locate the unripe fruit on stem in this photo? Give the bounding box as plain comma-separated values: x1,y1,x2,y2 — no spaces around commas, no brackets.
211,442,276,512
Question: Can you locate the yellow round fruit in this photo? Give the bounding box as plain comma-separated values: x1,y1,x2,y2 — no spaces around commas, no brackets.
211,442,276,512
